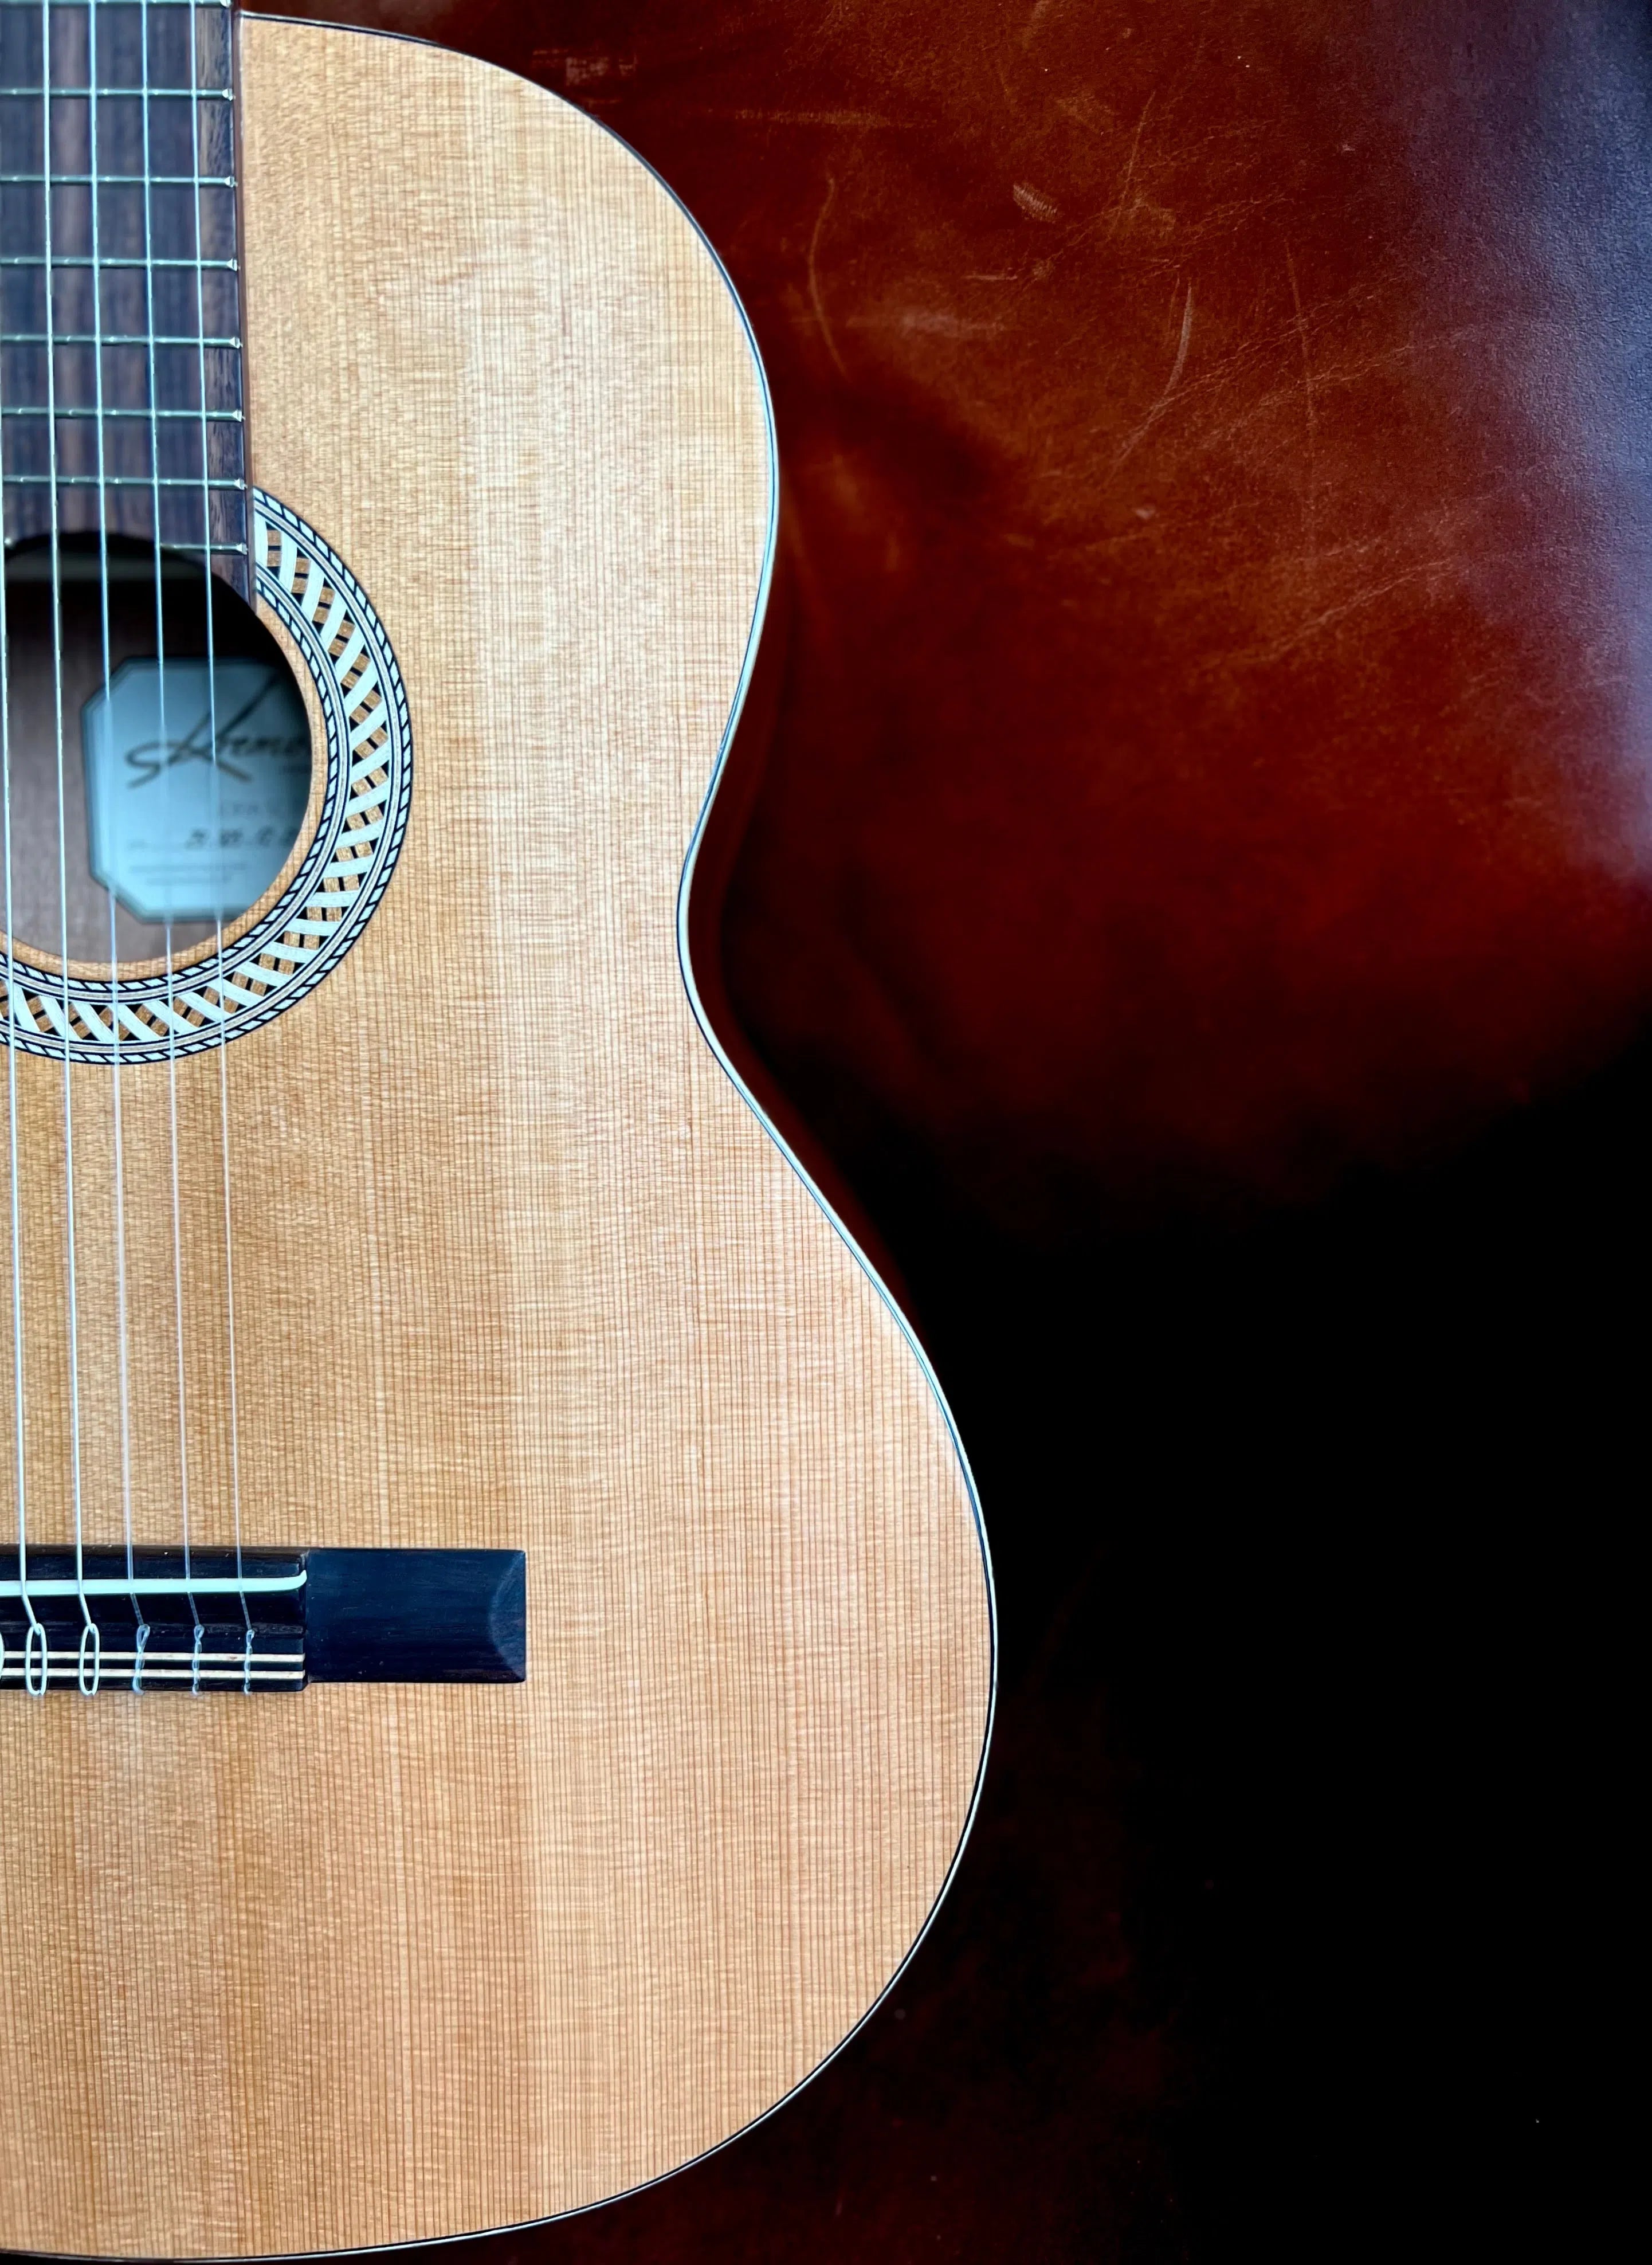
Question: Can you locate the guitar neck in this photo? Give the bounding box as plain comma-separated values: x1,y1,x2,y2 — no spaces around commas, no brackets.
0,0,248,592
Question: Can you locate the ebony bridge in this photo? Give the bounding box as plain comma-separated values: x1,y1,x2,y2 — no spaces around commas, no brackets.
0,1548,527,1694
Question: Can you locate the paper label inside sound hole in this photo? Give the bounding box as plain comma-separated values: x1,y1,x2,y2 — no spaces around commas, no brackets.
81,657,311,924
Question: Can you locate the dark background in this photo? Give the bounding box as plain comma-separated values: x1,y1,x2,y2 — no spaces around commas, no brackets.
183,3,1652,2255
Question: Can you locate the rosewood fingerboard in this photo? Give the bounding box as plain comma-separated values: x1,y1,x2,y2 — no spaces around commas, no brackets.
0,0,248,594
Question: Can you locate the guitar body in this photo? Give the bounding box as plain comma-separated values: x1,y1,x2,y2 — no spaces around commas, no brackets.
0,16,991,2257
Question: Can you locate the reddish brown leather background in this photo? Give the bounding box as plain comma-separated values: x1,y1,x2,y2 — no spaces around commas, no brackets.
289,0,1652,1229
258,0,1652,1228
241,5,1639,2257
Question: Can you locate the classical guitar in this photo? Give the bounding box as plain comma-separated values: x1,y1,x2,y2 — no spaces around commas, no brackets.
0,6,992,2254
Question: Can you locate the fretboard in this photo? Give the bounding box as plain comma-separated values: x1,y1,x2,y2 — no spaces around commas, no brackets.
0,0,247,595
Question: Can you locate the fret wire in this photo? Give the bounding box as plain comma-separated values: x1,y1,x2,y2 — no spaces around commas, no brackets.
3,473,245,487
2,256,239,268
1,331,242,343
0,536,252,550
0,534,251,550
0,172,236,183
0,86,232,99
1,403,244,418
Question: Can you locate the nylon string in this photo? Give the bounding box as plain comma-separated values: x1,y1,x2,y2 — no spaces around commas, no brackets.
136,0,197,1652
186,0,248,1657
40,0,93,1683
0,73,44,1688
87,0,132,1688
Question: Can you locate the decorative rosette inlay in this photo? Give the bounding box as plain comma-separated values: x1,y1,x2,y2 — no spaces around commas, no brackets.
1,492,411,1063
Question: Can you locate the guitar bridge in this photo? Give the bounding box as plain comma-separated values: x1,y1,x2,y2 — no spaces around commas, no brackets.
0,1548,526,1695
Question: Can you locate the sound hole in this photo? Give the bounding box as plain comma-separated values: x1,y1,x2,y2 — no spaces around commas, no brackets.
1,535,312,966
